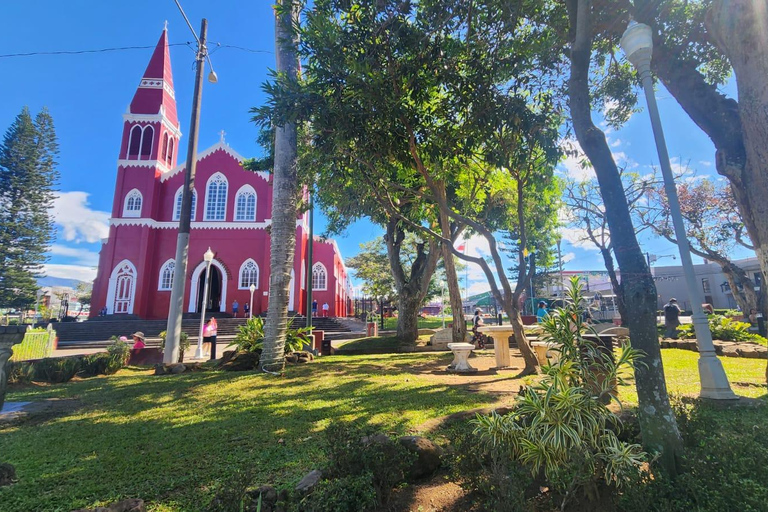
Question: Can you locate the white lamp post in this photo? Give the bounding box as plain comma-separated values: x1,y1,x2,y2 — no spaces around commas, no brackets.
621,21,736,399
249,283,256,319
195,247,215,360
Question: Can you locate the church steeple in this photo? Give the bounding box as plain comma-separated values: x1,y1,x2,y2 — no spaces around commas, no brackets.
120,25,181,168
129,26,177,124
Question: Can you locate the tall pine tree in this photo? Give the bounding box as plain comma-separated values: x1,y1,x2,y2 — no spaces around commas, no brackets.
0,107,59,309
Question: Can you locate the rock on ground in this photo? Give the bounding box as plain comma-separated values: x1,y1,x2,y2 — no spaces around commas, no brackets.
398,436,442,480
0,463,16,487
295,469,323,494
72,498,145,512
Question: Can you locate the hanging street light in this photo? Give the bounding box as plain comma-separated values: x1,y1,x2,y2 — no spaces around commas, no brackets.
620,20,736,399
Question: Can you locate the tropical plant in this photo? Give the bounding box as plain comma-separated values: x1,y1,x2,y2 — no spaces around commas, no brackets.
472,278,647,509
105,338,131,373
231,317,265,353
33,357,81,384
677,315,766,344
284,324,312,353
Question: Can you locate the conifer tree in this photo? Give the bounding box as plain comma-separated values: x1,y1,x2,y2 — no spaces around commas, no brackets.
0,107,60,309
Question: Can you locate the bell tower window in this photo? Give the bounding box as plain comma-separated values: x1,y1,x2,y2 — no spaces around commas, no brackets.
140,125,154,160
128,126,142,159
123,189,143,217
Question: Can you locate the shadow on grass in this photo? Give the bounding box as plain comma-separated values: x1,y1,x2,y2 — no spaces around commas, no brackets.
0,354,499,512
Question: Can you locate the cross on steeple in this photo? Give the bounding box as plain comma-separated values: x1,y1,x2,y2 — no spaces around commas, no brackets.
219,130,226,144
164,20,168,31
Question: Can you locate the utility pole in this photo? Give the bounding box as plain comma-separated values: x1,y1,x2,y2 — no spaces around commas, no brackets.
306,191,313,329
557,238,564,296
165,18,211,364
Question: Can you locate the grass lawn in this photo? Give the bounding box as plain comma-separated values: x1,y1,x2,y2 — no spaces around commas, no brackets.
0,353,497,512
0,349,765,511
335,334,433,353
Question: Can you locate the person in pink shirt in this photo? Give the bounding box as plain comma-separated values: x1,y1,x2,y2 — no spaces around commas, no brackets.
203,318,218,357
130,332,146,350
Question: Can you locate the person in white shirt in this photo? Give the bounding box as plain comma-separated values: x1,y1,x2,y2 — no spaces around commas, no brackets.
322,302,329,317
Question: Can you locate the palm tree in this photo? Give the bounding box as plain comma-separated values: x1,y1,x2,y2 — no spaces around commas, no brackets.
260,0,301,374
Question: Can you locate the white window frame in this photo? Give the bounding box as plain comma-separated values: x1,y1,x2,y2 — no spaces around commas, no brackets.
158,259,175,291
238,259,259,289
312,262,328,291
123,189,143,217
173,187,197,221
234,184,257,221
203,172,228,221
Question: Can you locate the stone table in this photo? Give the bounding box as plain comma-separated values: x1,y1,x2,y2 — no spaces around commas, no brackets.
0,326,26,411
478,325,515,368
446,342,477,373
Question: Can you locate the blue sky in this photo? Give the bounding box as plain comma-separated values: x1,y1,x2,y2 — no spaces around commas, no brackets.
0,2,753,294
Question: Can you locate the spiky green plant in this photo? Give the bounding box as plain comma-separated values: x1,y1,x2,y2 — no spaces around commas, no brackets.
472,277,647,509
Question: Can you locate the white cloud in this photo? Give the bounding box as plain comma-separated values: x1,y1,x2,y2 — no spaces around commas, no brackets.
557,138,595,181
698,160,712,167
610,138,622,148
562,252,576,263
51,192,110,243
559,226,601,251
42,263,97,282
49,244,100,266
467,280,491,296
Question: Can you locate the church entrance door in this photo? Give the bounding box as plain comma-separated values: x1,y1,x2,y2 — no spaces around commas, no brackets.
197,266,222,314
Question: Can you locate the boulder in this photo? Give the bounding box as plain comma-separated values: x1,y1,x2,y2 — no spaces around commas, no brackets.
361,432,393,447
245,485,278,512
397,436,442,480
153,363,166,376
721,345,741,357
168,363,186,374
218,350,237,366
294,351,314,361
738,345,768,359
0,463,16,487
221,351,261,371
285,353,299,364
295,469,323,494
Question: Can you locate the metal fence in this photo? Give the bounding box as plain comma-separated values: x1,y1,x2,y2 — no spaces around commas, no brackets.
10,327,56,361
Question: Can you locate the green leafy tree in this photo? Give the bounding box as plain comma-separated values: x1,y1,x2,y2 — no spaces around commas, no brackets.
0,107,59,309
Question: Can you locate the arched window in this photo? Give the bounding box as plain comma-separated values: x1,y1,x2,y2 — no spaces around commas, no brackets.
123,189,143,217
162,133,169,162
167,138,174,166
173,187,197,221
158,260,175,291
127,125,142,159
234,185,257,221
204,173,228,221
312,262,327,291
239,259,259,289
140,125,154,159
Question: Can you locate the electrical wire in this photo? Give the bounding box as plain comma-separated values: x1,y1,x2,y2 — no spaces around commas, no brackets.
0,43,192,59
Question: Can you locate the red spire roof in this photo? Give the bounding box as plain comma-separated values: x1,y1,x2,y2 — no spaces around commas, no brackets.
128,27,178,126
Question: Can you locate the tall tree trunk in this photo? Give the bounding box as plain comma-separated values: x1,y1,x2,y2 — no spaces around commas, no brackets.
601,247,627,324
261,0,301,374
567,0,682,474
721,261,759,314
383,220,441,350
436,184,467,343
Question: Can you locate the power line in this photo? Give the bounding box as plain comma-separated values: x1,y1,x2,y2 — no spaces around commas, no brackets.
0,43,192,59
0,42,271,60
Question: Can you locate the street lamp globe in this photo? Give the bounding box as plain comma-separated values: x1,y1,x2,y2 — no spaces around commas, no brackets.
249,283,256,294
203,247,214,263
208,70,218,83
620,21,653,69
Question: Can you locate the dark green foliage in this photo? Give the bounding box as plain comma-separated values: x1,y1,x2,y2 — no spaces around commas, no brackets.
106,339,131,373
675,315,767,344
0,107,59,309
301,472,378,512
33,357,80,383
322,421,415,506
232,317,265,353
618,398,768,512
79,353,110,378
449,423,532,512
206,466,256,512
6,360,35,385
284,324,312,353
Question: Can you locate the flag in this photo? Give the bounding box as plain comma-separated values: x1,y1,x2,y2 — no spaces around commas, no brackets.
456,243,466,252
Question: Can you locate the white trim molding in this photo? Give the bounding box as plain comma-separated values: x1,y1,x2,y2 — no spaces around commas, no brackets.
188,259,228,313
122,113,182,139
109,218,271,230
159,140,270,182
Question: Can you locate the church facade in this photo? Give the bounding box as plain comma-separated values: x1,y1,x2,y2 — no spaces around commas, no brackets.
90,28,350,320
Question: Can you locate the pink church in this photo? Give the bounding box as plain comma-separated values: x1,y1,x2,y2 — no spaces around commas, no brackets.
90,28,351,320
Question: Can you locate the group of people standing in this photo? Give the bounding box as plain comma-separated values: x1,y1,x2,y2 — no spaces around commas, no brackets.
311,300,330,317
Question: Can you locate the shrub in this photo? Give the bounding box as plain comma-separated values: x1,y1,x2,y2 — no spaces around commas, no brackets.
618,398,768,512
285,324,312,353
6,361,35,385
322,421,415,506
231,317,265,353
676,315,767,344
301,472,378,512
106,339,131,373
34,357,81,383
158,331,190,362
79,353,110,377
472,277,646,510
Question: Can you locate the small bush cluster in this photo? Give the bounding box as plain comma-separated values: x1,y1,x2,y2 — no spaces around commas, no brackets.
7,339,131,385
158,331,190,362
468,278,647,511
301,422,415,511
231,317,313,354
676,315,767,344
618,398,768,512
